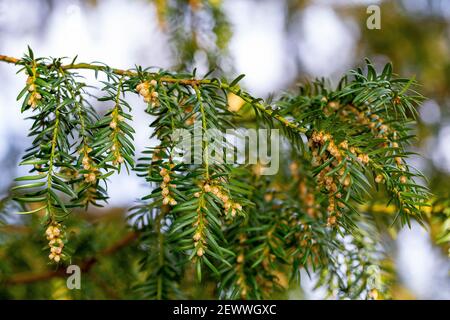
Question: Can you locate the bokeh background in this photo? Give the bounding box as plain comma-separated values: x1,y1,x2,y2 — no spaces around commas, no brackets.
0,0,449,299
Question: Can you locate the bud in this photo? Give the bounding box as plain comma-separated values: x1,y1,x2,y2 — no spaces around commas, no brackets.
327,216,337,226
52,227,61,236
375,174,383,183
85,172,96,183
51,247,62,254
264,193,273,202
82,156,90,165
233,203,242,211
140,88,150,97
343,176,351,187
369,288,379,300
163,175,171,183
193,232,201,241
211,186,219,195
46,226,54,236
136,83,145,91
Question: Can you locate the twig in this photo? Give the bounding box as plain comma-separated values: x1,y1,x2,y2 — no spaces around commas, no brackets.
3,231,138,286
0,54,202,84
0,53,307,134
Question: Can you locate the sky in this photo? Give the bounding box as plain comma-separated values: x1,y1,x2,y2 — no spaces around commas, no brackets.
0,0,448,299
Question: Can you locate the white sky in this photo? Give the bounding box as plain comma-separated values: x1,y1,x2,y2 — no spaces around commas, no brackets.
0,0,448,299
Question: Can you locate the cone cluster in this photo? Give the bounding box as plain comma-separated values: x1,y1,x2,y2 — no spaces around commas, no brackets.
191,179,244,258
109,109,125,166
136,80,159,107
236,255,248,299
290,162,320,218
183,105,195,126
45,223,65,263
309,131,371,226
192,213,206,257
337,104,393,140
26,76,42,109
336,104,409,187
81,146,99,183
160,167,177,206
196,182,242,217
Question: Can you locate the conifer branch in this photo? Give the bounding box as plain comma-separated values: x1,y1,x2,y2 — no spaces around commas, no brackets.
0,53,306,136
0,49,432,300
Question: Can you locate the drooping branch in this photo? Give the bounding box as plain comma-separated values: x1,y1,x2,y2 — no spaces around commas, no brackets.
0,50,430,299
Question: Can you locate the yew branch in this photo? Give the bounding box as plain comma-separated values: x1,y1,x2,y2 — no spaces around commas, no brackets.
0,53,307,140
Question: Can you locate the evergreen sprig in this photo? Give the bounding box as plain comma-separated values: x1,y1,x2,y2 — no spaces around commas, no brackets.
0,48,433,299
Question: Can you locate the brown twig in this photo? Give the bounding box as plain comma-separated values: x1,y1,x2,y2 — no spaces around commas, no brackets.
3,231,138,286
0,53,307,134
0,55,19,64
0,54,202,85
0,225,31,234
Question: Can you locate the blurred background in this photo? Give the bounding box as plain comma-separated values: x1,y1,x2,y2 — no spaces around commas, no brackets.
0,0,449,299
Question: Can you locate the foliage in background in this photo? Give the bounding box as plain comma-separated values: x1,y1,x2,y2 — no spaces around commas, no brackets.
152,0,232,71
